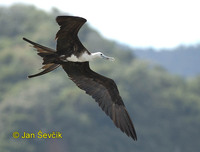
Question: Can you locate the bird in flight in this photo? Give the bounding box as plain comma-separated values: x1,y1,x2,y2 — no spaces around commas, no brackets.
23,16,137,140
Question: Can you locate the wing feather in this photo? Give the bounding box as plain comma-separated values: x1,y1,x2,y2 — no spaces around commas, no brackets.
62,62,137,140
55,16,87,55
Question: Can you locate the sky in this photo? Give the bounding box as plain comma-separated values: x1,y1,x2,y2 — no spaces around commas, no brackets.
1,0,200,49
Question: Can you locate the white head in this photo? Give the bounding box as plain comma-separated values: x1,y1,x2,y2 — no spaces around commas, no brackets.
92,52,115,61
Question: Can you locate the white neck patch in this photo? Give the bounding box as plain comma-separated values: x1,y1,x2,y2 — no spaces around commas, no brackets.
66,52,92,62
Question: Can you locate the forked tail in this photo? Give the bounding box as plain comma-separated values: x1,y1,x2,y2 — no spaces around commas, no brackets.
23,37,60,78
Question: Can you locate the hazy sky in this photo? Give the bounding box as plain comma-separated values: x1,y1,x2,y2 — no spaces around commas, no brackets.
2,0,200,49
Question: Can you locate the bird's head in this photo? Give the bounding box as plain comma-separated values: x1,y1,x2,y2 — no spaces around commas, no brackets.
92,52,115,61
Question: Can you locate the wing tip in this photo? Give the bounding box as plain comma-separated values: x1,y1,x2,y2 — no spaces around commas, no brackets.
130,132,137,141
112,104,137,141
56,16,87,25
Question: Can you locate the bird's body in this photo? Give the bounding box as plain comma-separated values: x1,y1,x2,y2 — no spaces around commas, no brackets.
23,16,137,140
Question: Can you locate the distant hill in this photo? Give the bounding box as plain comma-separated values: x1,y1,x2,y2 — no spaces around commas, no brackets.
134,45,200,77
0,4,200,152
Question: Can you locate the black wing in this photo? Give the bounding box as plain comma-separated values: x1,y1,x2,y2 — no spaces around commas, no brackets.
62,62,137,140
55,16,88,56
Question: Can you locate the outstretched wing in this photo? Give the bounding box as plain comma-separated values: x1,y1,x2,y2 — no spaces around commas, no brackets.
62,62,137,140
55,16,88,56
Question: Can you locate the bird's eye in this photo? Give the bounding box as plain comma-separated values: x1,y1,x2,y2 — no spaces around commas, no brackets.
100,53,103,56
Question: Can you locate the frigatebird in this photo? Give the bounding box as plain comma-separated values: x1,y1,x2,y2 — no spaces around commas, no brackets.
23,16,137,140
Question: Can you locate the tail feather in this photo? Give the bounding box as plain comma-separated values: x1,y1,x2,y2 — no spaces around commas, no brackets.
28,64,60,78
23,37,60,78
23,37,55,53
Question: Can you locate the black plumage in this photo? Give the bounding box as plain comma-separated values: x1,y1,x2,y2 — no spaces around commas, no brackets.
23,16,137,140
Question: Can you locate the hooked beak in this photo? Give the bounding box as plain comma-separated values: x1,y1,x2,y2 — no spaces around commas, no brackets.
101,54,115,61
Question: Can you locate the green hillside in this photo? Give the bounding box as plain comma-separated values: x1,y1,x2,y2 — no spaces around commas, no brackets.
0,4,200,152
134,46,200,77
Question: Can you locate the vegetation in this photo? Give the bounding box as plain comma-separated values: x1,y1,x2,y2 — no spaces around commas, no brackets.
134,46,200,77
0,4,200,152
